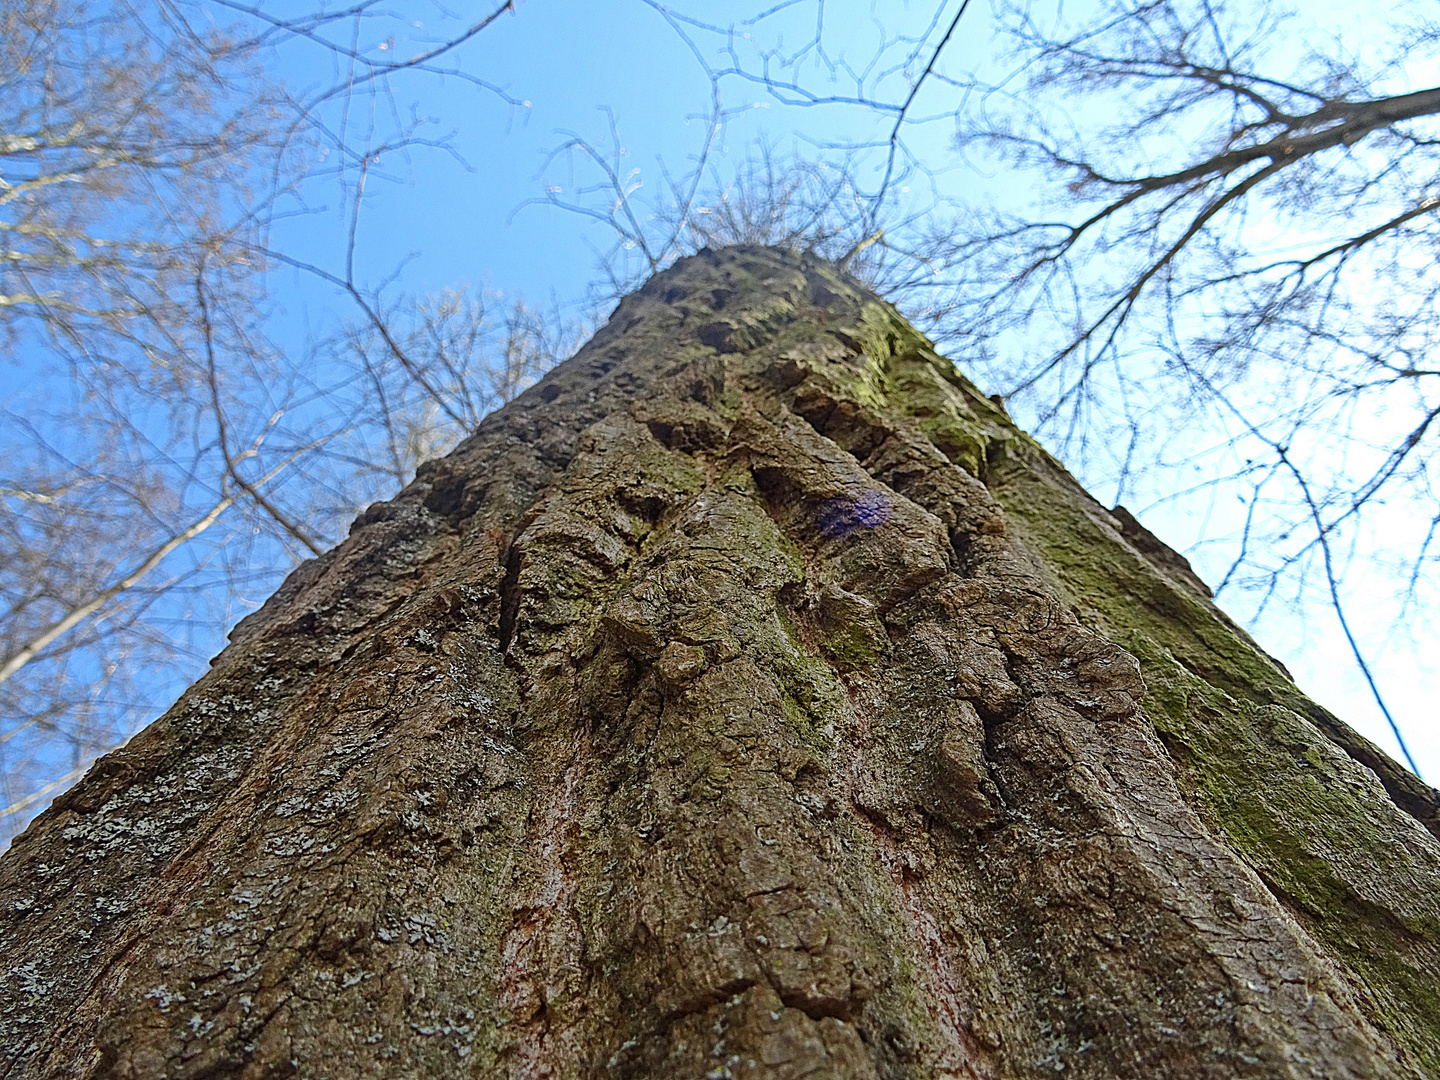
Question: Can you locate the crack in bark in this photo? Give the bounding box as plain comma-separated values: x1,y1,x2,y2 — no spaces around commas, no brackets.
497,542,523,656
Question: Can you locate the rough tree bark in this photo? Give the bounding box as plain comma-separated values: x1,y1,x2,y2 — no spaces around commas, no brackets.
2,246,1438,1080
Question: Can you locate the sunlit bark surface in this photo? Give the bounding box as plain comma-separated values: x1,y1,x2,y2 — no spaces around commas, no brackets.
3,246,1438,1079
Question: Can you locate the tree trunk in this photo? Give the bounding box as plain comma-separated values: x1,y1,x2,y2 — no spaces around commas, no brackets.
2,245,1438,1080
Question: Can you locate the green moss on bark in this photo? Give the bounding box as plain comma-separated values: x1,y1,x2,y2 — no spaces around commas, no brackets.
983,446,1440,1077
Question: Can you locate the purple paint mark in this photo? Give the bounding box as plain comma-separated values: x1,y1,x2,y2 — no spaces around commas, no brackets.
854,489,891,527
818,490,891,538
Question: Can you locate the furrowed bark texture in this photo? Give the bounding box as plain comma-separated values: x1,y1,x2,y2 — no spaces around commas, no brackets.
2,246,1438,1080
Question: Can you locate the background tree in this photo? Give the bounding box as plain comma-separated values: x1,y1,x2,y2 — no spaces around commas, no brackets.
2,0,294,824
